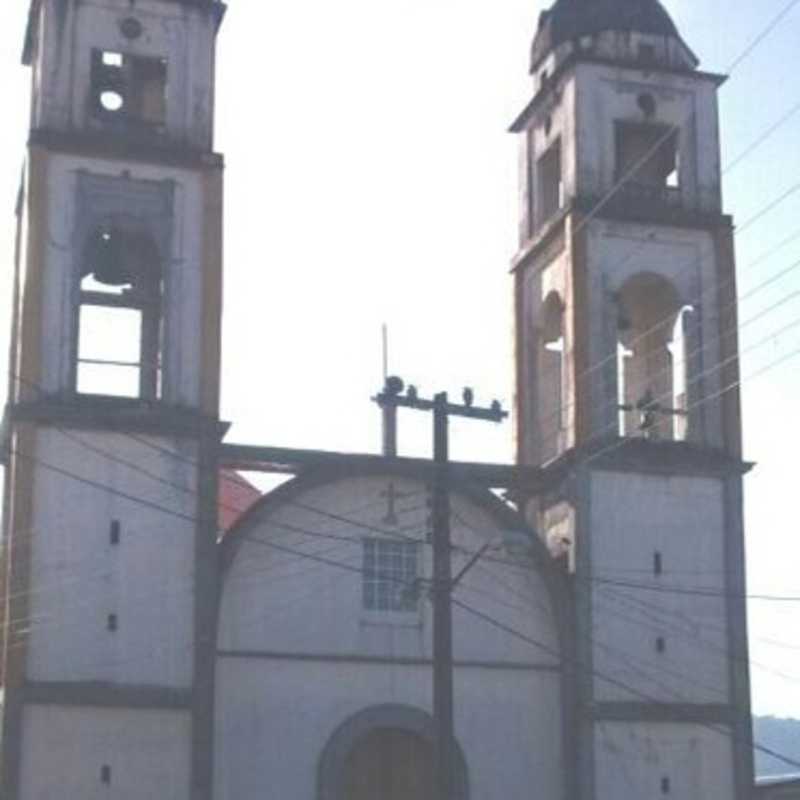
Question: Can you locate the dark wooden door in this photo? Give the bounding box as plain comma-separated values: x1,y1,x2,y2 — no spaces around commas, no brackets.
343,728,436,800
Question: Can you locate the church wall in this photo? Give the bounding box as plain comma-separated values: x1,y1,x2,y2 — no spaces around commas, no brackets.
25,428,198,687
589,470,729,704
18,705,191,800
216,474,565,798
218,476,560,665
593,722,735,800
214,658,563,800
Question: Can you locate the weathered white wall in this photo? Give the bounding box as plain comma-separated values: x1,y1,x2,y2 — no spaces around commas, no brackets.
25,429,197,687
589,471,729,704
216,474,563,799
215,659,563,800
594,722,735,800
27,152,208,407
19,706,191,800
31,0,218,149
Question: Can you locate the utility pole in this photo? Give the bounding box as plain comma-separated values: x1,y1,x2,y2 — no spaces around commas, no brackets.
432,391,454,800
373,378,507,799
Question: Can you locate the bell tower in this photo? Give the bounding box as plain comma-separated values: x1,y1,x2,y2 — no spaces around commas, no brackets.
2,0,225,798
512,1,753,799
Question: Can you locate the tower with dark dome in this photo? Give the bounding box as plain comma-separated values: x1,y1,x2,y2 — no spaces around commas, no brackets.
512,1,754,798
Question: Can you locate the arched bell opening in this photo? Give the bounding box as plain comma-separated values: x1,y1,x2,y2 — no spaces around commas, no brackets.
537,291,566,462
615,273,692,441
76,220,164,399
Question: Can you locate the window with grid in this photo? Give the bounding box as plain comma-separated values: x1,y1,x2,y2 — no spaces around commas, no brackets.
362,539,420,613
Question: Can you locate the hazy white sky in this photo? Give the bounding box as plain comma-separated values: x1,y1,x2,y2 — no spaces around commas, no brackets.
1,0,799,718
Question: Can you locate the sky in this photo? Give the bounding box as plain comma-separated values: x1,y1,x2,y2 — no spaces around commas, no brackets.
1,0,799,719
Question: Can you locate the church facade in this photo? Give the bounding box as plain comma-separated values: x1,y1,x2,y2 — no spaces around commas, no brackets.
0,1,754,799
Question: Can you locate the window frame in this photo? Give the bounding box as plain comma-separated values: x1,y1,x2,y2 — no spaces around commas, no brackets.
361,537,422,621
89,48,169,132
74,226,164,401
614,120,681,198
536,136,564,227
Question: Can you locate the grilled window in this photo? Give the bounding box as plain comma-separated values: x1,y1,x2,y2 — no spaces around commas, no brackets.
362,539,420,613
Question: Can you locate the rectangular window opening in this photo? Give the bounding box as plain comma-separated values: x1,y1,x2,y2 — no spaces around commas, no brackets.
537,138,563,225
661,776,671,794
615,122,679,193
77,305,145,398
107,613,118,632
110,520,121,546
91,49,168,128
362,538,420,613
101,765,112,785
102,51,123,67
656,636,666,654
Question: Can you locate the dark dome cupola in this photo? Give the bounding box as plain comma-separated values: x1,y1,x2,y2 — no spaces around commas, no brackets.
530,0,698,75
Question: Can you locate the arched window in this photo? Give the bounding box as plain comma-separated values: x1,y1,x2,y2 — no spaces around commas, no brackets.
538,292,565,461
76,223,163,398
615,273,690,440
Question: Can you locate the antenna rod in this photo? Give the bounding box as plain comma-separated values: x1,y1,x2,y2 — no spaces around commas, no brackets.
382,323,389,382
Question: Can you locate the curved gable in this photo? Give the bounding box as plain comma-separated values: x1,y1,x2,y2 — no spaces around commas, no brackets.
214,467,568,800
218,467,565,661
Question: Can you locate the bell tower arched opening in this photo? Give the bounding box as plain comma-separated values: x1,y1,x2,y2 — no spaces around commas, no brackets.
76,222,163,399
615,273,690,441
537,291,566,462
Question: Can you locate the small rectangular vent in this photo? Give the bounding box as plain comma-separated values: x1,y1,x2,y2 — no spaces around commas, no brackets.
654,551,663,576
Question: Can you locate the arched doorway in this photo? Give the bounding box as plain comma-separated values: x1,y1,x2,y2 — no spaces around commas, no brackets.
318,704,469,800
343,728,435,800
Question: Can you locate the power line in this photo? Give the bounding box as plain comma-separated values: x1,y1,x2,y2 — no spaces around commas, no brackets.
6,435,800,771
724,98,800,175
534,207,800,442
725,0,800,74
450,596,800,772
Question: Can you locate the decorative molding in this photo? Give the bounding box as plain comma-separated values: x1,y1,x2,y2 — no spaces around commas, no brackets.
590,701,735,724
21,681,192,710
216,649,560,672
9,398,229,440
509,54,726,134
29,128,224,170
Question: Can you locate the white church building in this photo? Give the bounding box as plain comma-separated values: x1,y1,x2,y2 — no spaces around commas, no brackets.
1,0,756,798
